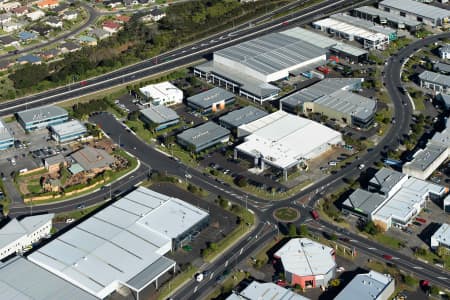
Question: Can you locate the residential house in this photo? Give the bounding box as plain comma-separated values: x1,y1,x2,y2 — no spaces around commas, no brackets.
30,24,51,36
62,10,77,21
60,41,81,53
102,20,121,33
116,14,130,23
0,1,20,12
440,45,450,60
26,10,45,21
51,3,69,15
0,35,19,47
45,16,63,28
40,48,60,60
44,154,66,174
18,31,36,42
17,54,42,65
122,0,138,6
0,13,12,25
106,0,122,8
89,27,109,39
70,146,114,174
11,6,28,17
77,35,96,46
37,0,60,9
143,8,165,22
2,21,24,33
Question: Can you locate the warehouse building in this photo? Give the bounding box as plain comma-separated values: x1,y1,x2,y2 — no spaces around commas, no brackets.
140,105,179,131
343,168,447,230
378,0,450,27
219,106,268,137
16,106,68,131
353,6,422,32
439,44,450,59
431,223,450,250
177,121,230,152
281,78,375,128
28,187,209,299
139,81,183,106
312,17,390,50
226,281,310,300
0,257,98,300
194,31,327,104
274,238,336,289
50,120,87,143
280,27,368,62
335,271,395,300
402,144,448,180
419,71,450,94
0,119,14,150
0,214,54,260
234,110,343,180
187,87,235,114
330,13,397,41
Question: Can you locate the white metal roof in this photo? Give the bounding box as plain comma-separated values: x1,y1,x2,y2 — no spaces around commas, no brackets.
236,111,342,169
0,119,13,142
379,0,450,21
274,238,336,277
313,18,388,42
227,281,310,300
431,223,450,248
334,271,394,300
139,82,182,100
50,120,86,137
28,187,208,299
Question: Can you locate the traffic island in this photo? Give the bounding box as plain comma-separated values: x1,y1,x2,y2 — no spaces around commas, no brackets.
273,207,300,223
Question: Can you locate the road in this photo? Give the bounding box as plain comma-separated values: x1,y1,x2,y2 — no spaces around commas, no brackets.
0,0,365,116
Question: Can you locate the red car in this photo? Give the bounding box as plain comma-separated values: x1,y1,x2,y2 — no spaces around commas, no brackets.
310,210,319,220
415,217,426,224
80,80,88,86
382,254,393,260
276,280,287,287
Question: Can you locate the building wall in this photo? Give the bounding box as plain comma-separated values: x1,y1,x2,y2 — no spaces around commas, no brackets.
402,149,449,180
18,114,68,131
177,135,229,153
0,219,52,260
379,278,396,300
304,102,352,125
291,274,316,288
378,3,441,26
0,137,14,150
420,79,450,94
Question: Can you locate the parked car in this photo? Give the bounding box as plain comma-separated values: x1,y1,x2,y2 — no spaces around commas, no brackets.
382,254,393,260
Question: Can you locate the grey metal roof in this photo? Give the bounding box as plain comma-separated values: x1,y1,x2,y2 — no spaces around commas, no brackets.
50,120,86,136
434,62,450,74
44,154,65,166
343,189,386,215
331,43,368,57
126,256,175,291
379,0,450,21
219,106,268,128
228,281,310,300
195,61,280,98
440,44,450,54
0,119,13,142
331,13,396,36
281,78,363,108
314,89,376,121
215,32,326,76
16,106,68,124
419,71,450,86
280,27,337,49
177,121,230,148
335,271,394,300
187,87,234,109
354,6,421,27
140,105,179,124
71,146,114,170
369,167,406,195
0,257,99,300
405,143,448,172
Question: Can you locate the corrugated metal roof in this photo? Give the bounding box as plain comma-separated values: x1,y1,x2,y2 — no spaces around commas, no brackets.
230,281,310,300
335,271,394,300
313,18,388,42
354,6,421,27
187,87,235,109
140,105,179,124
50,120,86,137
219,106,268,128
16,106,68,124
343,188,386,215
379,0,450,20
177,121,230,148
404,143,447,172
0,119,13,142
331,13,396,36
419,70,450,87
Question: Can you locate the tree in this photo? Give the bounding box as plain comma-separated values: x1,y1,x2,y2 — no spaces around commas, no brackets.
288,223,297,236
329,279,341,287
363,221,381,235
235,176,248,187
430,285,440,295
403,274,418,287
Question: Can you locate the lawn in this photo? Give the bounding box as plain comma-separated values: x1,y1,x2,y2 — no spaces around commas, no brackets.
274,207,299,222
156,265,198,300
125,119,154,142
414,248,450,271
372,234,406,250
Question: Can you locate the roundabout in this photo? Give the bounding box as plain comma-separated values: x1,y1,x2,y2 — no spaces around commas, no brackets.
273,207,300,223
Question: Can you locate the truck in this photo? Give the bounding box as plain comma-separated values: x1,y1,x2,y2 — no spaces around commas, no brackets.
317,66,330,75
310,210,319,220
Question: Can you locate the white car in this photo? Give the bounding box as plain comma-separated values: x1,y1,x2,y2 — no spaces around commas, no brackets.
66,218,75,224
195,273,204,282
358,164,365,170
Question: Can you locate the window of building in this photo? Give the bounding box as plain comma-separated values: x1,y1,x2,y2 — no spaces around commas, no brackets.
400,12,406,17
417,16,423,22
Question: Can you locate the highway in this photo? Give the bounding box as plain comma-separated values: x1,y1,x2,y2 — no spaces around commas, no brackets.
3,0,450,298
0,0,364,116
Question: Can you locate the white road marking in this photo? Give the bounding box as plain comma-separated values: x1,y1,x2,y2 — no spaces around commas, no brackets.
368,247,377,250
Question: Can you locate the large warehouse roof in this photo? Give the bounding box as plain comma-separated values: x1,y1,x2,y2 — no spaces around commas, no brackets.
343,188,386,216
0,257,98,300
419,71,450,87
219,106,268,128
215,32,326,76
335,271,394,300
280,27,337,49
50,120,86,137
313,18,388,42
227,281,310,300
379,0,450,20
404,143,448,172
275,238,335,277
177,121,230,148
237,110,342,169
354,6,421,27
0,119,13,141
140,105,179,124
331,13,396,37
28,187,208,298
187,87,234,109
16,106,68,124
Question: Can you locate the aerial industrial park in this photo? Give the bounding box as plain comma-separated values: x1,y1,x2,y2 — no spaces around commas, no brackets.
0,0,450,299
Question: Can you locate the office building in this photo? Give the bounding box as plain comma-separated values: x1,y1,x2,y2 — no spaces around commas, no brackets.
219,106,268,137
0,119,14,150
335,271,395,300
16,106,68,131
235,110,343,180
353,6,422,32
419,71,450,94
187,87,235,114
274,238,336,289
28,187,209,299
378,0,450,27
139,82,183,106
440,45,450,59
140,105,179,131
50,120,87,143
177,121,230,152
431,223,450,250
226,281,310,300
403,144,448,180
